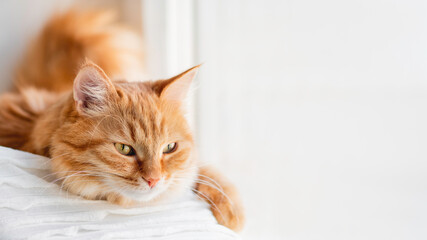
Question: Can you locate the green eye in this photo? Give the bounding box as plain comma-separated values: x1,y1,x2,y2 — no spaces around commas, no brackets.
162,142,177,154
114,143,135,156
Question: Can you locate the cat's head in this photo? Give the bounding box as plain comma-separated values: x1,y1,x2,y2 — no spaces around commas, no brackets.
50,62,199,204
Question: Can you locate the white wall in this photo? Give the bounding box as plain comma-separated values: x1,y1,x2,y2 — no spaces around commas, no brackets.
195,1,427,239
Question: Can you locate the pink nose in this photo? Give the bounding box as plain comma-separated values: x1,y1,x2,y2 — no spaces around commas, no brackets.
147,178,160,188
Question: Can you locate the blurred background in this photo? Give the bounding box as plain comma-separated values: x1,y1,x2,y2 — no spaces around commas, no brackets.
1,0,427,239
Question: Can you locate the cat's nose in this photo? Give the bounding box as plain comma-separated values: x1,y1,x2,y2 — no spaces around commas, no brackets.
147,178,160,188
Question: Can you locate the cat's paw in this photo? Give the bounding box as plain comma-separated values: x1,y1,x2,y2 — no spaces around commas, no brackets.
195,180,245,231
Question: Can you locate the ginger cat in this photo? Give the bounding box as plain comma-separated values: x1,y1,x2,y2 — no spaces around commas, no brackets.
0,11,244,231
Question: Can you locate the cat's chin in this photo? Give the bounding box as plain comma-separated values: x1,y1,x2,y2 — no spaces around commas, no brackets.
106,180,173,204
118,186,166,203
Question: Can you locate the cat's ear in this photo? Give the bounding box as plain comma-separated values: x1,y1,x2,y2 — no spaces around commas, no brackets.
152,65,201,102
73,62,115,115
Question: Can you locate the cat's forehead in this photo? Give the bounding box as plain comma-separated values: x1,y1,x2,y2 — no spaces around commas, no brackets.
110,81,164,137
113,82,161,116
114,81,154,95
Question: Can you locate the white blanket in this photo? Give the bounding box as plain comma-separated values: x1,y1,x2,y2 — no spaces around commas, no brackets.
0,146,239,240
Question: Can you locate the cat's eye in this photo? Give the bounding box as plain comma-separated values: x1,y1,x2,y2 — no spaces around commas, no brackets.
162,142,177,154
114,143,135,156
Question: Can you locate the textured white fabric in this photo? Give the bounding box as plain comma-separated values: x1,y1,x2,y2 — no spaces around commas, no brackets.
0,146,239,240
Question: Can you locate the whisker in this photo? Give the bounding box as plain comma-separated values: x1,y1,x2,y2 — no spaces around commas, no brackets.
167,180,226,224
171,176,241,226
41,170,91,180
195,174,224,191
190,187,227,223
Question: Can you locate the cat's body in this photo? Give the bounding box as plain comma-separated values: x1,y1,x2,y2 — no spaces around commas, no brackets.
0,11,243,231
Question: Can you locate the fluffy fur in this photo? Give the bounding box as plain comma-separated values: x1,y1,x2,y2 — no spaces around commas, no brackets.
0,10,244,231
14,10,145,92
